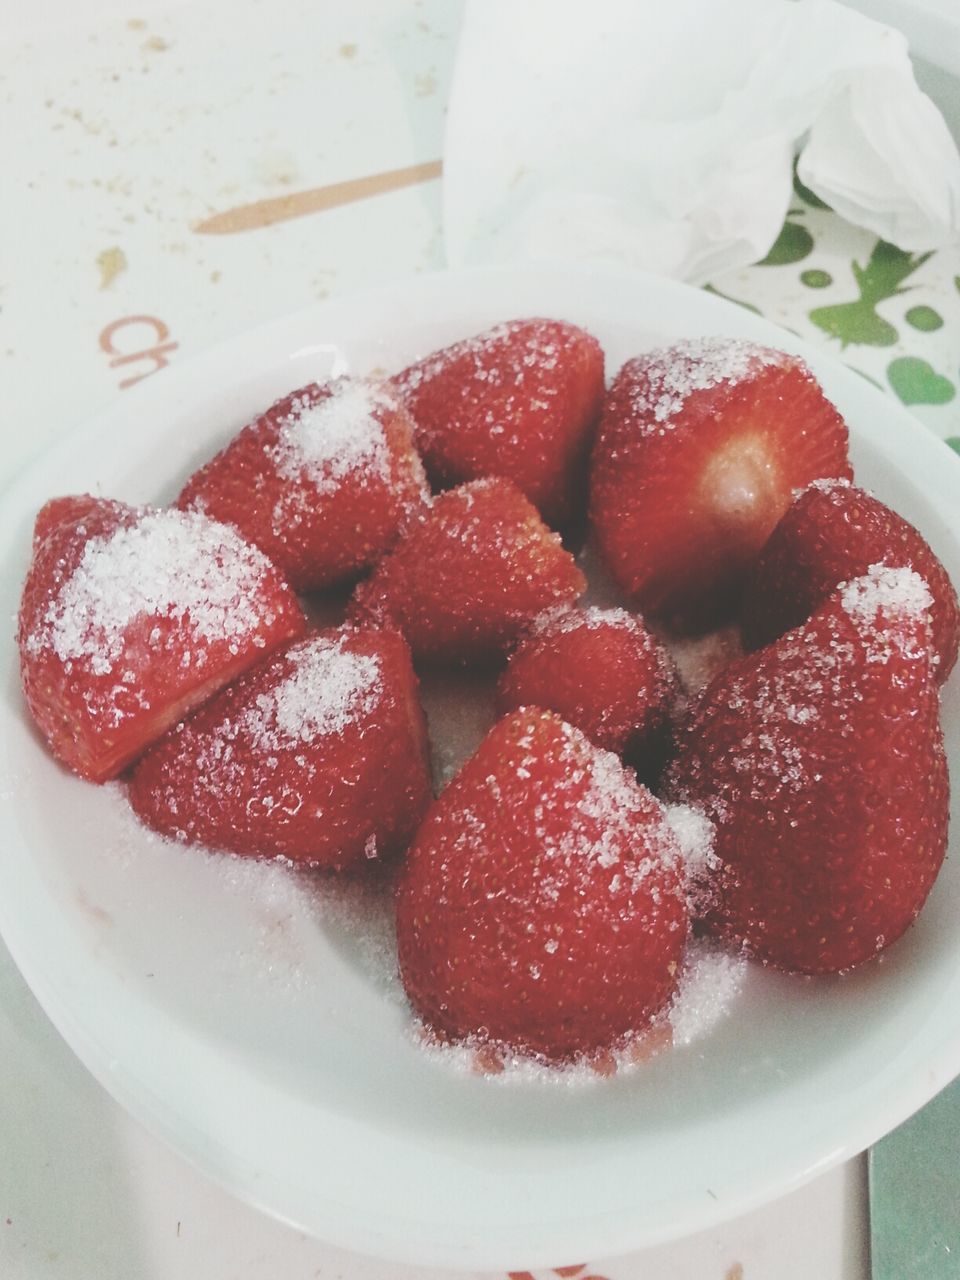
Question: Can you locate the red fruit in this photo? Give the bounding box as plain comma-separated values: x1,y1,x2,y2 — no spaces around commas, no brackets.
589,338,852,629
178,377,429,593
495,606,678,775
348,477,585,664
393,318,604,528
742,478,959,682
18,496,306,783
129,628,432,868
396,708,687,1062
666,565,948,974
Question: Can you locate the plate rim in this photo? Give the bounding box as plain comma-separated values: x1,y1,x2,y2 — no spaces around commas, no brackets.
1,260,959,1269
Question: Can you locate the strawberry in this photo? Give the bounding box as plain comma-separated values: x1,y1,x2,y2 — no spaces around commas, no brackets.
495,606,678,778
17,496,305,783
396,708,687,1062
129,628,432,867
589,338,852,630
393,318,604,528
348,477,585,664
665,565,949,974
178,377,429,593
742,478,959,682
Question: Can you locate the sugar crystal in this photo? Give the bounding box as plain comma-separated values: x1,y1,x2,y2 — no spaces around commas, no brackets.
36,509,275,677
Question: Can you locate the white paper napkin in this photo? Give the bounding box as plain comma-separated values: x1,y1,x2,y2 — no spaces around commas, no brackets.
442,0,960,284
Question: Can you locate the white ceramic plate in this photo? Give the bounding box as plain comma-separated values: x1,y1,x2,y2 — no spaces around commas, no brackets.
1,264,958,1271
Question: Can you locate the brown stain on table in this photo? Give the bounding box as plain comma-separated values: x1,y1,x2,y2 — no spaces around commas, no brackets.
193,158,442,235
97,246,127,289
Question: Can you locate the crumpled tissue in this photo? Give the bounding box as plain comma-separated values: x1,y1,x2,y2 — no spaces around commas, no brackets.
442,0,960,283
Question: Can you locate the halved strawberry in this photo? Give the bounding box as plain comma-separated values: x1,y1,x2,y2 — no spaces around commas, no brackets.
396,708,687,1062
495,606,678,778
348,477,585,664
178,376,429,593
742,479,959,682
589,339,852,630
393,318,604,528
18,496,305,782
666,565,948,974
129,628,432,867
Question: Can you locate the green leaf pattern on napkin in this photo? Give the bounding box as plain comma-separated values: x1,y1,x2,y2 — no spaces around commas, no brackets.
707,196,959,435
887,357,956,406
758,221,814,266
809,241,932,349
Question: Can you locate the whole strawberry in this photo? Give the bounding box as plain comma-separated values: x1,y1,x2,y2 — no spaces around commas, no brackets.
495,606,678,779
18,495,305,782
348,477,585,664
178,377,428,592
393,318,604,528
589,338,851,629
396,708,687,1062
741,478,959,682
666,565,949,974
129,628,432,868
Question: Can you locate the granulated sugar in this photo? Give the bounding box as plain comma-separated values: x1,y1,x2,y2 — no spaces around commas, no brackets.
628,338,791,433
308,870,404,1004
668,626,744,697
840,564,933,664
663,802,716,883
841,563,932,624
544,721,678,891
396,320,562,398
239,636,382,752
413,934,746,1084
800,475,852,498
33,508,275,677
529,604,643,637
667,937,747,1047
270,379,392,494
100,784,315,994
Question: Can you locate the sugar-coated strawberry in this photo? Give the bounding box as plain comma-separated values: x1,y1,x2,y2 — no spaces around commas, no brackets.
742,478,959,682
348,477,585,664
18,496,306,783
129,628,431,867
396,708,687,1062
178,376,429,593
666,565,948,974
589,339,852,630
495,607,678,777
393,318,604,528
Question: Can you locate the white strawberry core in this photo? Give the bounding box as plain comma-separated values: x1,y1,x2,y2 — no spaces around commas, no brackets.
699,433,778,532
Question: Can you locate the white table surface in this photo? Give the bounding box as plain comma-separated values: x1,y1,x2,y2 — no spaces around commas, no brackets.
5,1,956,1275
